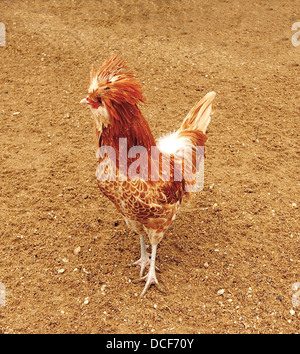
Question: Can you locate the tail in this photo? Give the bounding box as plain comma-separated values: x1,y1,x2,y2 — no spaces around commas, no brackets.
157,91,215,154
157,91,216,193
179,91,215,134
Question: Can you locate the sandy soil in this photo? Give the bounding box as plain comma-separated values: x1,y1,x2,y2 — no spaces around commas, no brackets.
0,0,299,333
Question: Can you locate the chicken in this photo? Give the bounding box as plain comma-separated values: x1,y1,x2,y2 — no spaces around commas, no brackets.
80,55,215,296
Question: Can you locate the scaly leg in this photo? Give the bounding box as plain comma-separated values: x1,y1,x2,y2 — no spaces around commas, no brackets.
128,235,150,277
139,245,164,296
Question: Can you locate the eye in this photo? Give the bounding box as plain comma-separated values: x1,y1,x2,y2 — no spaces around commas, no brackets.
98,97,102,104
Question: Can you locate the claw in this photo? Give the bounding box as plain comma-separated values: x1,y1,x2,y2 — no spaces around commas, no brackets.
139,271,166,297
128,255,160,277
127,255,150,277
127,237,164,296
135,245,165,296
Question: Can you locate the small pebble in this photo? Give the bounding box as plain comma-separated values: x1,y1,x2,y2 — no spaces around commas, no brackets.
217,289,225,295
73,246,81,255
101,284,106,294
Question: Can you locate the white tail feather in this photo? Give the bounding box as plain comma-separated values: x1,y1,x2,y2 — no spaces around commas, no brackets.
156,131,192,156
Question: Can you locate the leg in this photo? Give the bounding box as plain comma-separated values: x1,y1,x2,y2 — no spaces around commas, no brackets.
137,235,151,277
128,235,150,277
124,218,151,277
139,245,164,296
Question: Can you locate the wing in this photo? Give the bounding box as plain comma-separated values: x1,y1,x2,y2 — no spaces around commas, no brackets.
96,148,185,227
98,178,181,225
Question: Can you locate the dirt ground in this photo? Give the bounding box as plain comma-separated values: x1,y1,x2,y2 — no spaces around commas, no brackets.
0,0,299,334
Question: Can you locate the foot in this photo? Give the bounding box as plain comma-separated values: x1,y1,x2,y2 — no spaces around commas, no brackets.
128,252,151,277
140,267,161,297
133,245,165,296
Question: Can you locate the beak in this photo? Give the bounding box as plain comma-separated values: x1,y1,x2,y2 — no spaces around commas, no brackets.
80,97,88,104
